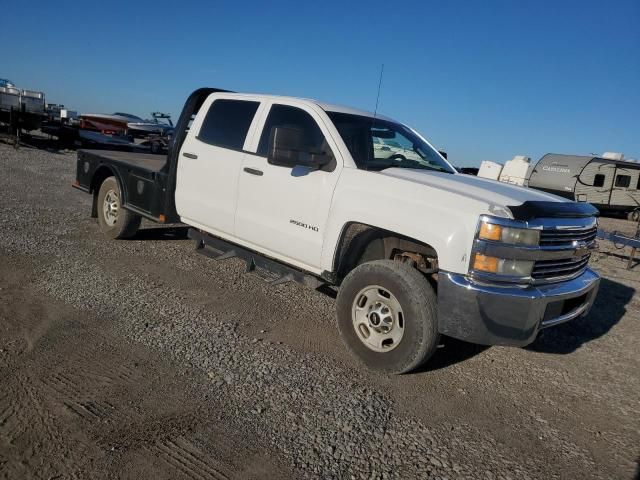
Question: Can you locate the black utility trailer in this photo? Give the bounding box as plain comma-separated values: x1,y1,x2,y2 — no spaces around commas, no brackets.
0,107,22,147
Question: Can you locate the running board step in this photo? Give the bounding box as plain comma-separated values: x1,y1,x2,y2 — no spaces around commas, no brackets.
188,228,324,289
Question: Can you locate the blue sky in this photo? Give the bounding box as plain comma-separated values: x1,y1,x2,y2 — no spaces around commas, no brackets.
2,0,638,166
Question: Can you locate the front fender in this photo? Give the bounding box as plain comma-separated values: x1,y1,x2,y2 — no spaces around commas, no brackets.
320,169,487,274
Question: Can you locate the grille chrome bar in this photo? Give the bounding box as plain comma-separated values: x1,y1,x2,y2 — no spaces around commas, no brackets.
533,255,590,271
532,256,590,279
539,227,597,246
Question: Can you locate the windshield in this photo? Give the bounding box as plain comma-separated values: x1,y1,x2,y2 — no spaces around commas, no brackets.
327,112,455,173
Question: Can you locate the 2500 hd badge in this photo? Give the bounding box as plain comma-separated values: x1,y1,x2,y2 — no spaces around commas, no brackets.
290,219,319,232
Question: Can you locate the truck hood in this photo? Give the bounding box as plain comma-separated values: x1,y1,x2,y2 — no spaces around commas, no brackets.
379,168,567,213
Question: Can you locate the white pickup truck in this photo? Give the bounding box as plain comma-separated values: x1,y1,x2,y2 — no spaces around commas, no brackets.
73,87,601,373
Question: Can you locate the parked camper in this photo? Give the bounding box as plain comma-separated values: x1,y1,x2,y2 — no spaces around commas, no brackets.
478,160,502,180
528,153,640,220
499,156,532,187
478,156,533,186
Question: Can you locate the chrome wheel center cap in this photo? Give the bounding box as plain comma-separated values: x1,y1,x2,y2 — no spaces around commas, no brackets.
352,286,405,352
368,302,393,332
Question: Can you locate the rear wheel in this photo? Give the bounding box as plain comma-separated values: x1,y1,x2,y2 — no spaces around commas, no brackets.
627,209,640,222
97,176,141,239
336,259,439,374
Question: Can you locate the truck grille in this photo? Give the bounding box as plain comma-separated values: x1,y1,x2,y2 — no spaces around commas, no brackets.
533,225,597,281
532,254,591,281
539,226,597,247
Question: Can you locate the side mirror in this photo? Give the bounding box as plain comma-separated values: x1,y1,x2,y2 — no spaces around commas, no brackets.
267,126,332,168
438,150,448,159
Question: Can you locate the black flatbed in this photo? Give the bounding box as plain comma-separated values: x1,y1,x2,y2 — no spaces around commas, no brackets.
80,150,168,173
74,149,176,223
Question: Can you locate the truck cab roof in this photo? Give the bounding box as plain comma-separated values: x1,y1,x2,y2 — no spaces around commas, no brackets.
212,92,396,122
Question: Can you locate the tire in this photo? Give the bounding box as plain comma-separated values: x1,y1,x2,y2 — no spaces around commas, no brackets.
336,259,440,374
628,209,640,222
96,176,141,239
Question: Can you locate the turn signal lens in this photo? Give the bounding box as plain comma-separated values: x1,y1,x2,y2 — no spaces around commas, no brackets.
473,254,499,273
479,223,502,241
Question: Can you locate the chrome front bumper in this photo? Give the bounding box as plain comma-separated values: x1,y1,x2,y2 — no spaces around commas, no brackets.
437,268,600,346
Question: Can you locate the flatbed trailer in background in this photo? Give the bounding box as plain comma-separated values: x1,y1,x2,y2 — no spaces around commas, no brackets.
597,225,640,270
0,79,47,147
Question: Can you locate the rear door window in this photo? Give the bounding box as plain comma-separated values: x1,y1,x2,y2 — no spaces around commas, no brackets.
198,99,260,150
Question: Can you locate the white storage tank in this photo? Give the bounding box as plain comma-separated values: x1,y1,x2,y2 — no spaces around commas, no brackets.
0,85,21,110
478,161,503,181
499,155,531,186
602,152,624,161
20,89,45,113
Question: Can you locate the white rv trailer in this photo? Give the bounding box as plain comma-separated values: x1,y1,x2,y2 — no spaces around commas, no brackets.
478,160,503,180
528,153,640,219
499,155,532,186
477,156,533,186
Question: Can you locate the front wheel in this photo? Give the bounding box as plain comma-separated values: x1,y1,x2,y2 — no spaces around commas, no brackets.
97,176,141,239
336,260,439,374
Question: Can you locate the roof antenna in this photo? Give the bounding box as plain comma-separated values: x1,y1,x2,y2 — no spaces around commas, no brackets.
373,63,384,120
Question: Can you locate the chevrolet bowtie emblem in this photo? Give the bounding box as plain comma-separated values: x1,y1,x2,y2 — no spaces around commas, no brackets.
573,241,591,257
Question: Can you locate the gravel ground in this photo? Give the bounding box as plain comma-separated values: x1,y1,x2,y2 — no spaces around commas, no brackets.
1,142,639,479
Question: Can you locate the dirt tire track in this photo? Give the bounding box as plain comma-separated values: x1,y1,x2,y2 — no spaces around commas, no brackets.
40,365,136,425
0,372,90,479
0,380,29,444
146,437,231,480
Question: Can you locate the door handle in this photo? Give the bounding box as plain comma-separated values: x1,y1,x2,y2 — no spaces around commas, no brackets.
182,152,198,159
243,167,263,176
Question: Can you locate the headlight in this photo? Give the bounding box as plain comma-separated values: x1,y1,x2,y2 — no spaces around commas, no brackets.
472,254,534,277
478,221,540,246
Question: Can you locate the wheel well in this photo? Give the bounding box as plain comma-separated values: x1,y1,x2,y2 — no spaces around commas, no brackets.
333,222,438,283
90,166,116,218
